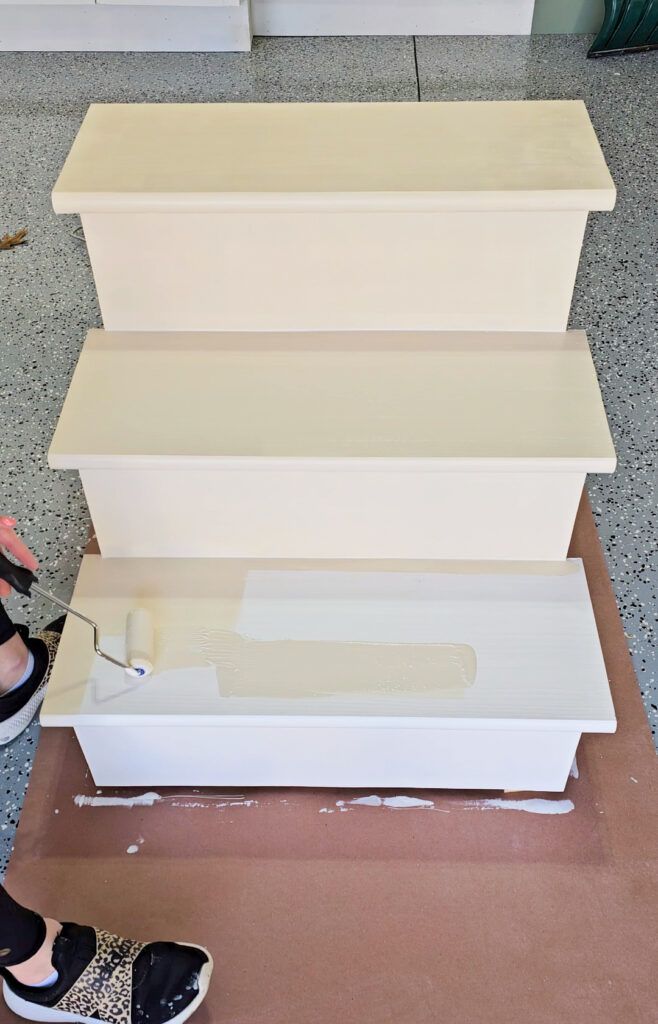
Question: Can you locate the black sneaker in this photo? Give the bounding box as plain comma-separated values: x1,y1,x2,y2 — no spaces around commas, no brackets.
1,922,213,1024
0,617,65,746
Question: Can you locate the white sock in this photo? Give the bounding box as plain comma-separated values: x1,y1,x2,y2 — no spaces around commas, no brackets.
30,970,59,989
4,650,35,695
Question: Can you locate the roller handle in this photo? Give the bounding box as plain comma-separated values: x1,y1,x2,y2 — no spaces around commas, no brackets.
0,551,37,597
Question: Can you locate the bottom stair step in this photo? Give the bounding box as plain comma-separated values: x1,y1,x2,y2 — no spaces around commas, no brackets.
40,555,616,791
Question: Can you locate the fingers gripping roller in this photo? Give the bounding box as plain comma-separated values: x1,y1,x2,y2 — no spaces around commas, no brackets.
0,551,154,677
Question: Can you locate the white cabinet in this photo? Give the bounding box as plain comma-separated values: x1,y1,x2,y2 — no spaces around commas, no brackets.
0,2,252,51
0,1,93,5
0,0,536,42
98,1,241,6
252,1,537,36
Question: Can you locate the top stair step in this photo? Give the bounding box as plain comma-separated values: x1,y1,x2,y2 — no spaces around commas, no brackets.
53,101,615,214
52,101,615,333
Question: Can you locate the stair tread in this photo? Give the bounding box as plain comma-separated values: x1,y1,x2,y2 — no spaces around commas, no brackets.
41,554,616,732
52,100,615,214
48,329,615,471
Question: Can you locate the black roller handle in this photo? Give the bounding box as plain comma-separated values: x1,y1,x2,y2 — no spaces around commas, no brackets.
0,548,137,673
0,550,37,597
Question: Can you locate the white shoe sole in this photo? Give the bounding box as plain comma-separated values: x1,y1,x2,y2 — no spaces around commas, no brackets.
2,945,213,1024
0,683,47,746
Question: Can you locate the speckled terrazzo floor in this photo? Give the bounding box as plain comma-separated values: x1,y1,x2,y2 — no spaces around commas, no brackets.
0,36,656,875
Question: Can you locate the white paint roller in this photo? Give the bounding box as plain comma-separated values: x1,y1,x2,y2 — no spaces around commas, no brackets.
125,608,155,678
0,550,155,677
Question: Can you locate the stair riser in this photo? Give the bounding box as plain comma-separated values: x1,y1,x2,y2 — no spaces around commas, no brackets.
83,209,587,333
74,724,581,791
81,467,585,561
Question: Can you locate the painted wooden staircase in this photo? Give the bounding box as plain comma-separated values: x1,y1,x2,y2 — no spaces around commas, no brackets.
41,100,618,791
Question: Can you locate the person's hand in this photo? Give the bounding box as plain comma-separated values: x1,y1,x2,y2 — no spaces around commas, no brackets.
0,516,39,597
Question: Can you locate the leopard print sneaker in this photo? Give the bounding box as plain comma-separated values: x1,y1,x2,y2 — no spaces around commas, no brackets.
1,922,213,1024
0,617,65,746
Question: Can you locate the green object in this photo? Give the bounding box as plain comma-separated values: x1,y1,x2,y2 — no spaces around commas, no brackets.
588,0,658,55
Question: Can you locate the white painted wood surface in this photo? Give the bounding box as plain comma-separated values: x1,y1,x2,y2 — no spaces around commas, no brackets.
52,102,615,332
252,0,536,36
0,3,252,51
49,329,615,560
40,555,616,790
77,467,588,561
75,726,581,790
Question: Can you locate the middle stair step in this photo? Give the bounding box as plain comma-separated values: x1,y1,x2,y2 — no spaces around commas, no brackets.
49,329,616,561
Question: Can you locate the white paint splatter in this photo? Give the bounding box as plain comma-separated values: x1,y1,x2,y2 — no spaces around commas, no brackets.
467,798,574,816
570,757,579,779
126,845,140,854
170,801,212,809
336,794,436,811
168,792,245,801
172,800,232,809
383,796,434,810
74,792,161,808
171,797,258,810
75,791,248,810
630,776,638,784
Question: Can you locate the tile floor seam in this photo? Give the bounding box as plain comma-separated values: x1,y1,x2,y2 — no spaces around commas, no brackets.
412,36,422,101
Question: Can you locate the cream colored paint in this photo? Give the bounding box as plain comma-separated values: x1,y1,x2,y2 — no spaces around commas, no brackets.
44,100,619,789
49,329,613,561
79,208,588,333
40,555,616,729
197,633,476,698
94,632,475,702
52,102,615,212
49,329,615,466
51,102,614,333
79,466,583,560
